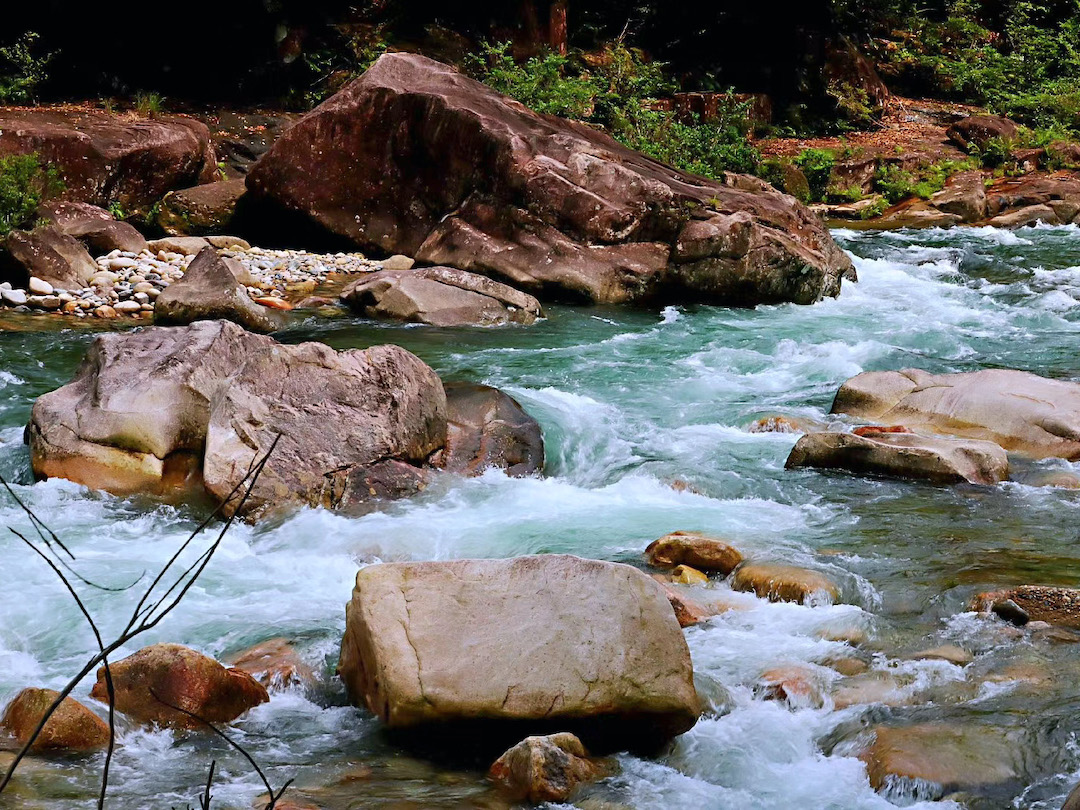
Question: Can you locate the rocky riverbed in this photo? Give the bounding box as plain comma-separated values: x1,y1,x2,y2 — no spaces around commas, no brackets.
0,243,383,318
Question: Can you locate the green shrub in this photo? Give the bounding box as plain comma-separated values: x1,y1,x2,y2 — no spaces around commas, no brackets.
793,148,836,202
0,153,64,237
135,92,164,117
468,41,759,179
873,158,977,203
0,32,52,104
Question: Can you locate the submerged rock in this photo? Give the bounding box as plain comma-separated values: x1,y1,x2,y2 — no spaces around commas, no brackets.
226,638,316,691
27,320,446,518
730,562,839,605
1,688,109,753
862,724,1020,796
154,246,284,333
337,555,699,751
247,53,853,308
831,368,1080,459
785,430,1009,485
89,643,268,729
645,531,744,575
341,266,542,326
489,732,607,804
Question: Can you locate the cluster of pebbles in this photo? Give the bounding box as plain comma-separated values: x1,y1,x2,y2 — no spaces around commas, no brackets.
0,242,385,319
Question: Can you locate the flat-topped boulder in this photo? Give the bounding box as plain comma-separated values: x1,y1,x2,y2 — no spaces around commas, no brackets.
341,266,542,326
785,429,1009,485
157,179,247,235
0,108,217,211
831,368,1080,459
247,53,854,307
38,201,148,255
337,555,699,751
730,562,839,605
154,246,283,333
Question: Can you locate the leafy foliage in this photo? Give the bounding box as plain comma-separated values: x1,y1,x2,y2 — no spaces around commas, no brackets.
0,153,64,237
0,32,52,104
467,42,759,179
793,148,836,202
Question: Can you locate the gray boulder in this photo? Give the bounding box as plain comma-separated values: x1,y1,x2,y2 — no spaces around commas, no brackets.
337,555,699,750
1,226,97,290
831,368,1080,459
434,384,544,476
154,246,283,333
341,265,542,326
786,429,1009,485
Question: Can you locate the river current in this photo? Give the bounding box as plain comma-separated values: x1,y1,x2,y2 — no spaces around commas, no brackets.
2,225,1080,809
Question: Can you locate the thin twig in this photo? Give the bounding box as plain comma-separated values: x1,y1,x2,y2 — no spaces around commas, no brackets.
0,435,282,804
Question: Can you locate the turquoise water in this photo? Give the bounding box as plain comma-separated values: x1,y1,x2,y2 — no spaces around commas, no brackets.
2,225,1080,808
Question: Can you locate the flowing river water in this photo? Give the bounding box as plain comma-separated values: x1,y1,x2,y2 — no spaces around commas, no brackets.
2,225,1080,809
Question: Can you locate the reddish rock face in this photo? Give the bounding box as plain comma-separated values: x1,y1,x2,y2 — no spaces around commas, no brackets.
947,114,1020,152
89,643,268,729
1,688,110,752
489,733,604,803
0,109,217,211
226,638,316,691
435,383,545,477
248,53,854,307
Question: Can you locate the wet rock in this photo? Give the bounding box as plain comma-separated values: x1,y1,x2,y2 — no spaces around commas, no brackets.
831,671,907,709
986,203,1060,228
247,53,853,308
226,638,316,691
1,688,109,752
910,645,973,666
672,565,708,585
154,246,284,333
985,173,1080,219
730,562,839,605
489,732,606,803
828,656,869,676
929,171,988,223
337,555,700,751
946,114,1020,152
1064,780,1080,810
785,430,1009,485
157,179,247,235
862,724,1020,795
435,383,544,477
867,201,962,230
831,368,1080,460
973,586,1080,629
0,108,216,210
650,577,714,628
38,201,148,255
28,320,446,519
757,665,825,709
748,414,822,434
89,644,268,729
1,226,97,290
644,531,744,575
341,266,542,326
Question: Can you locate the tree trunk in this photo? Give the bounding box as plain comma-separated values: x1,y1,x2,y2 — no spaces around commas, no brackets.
549,0,568,56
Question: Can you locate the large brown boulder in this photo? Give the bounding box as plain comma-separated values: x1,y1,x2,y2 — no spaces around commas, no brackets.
730,562,838,605
435,383,544,476
157,179,247,236
785,430,1009,485
89,644,268,729
337,555,699,751
0,225,98,290
985,173,1080,219
946,114,1020,152
38,201,148,255
154,246,283,333
341,266,542,326
489,733,607,803
27,320,447,518
0,109,216,211
831,368,1080,459
247,53,853,307
1,688,110,753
